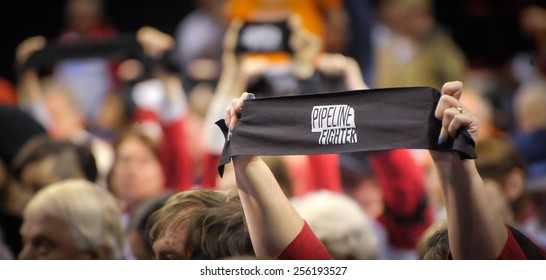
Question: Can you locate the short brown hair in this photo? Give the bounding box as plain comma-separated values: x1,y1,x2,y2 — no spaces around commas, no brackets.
476,137,526,180
417,220,449,260
148,189,254,259
475,137,527,218
107,125,162,192
113,126,161,160
12,136,90,183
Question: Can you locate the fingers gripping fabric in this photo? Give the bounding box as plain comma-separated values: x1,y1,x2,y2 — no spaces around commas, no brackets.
216,87,477,176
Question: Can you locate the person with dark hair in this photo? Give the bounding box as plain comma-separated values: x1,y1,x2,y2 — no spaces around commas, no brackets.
225,81,541,259
5,136,99,257
74,143,99,184
12,136,96,189
108,127,167,213
0,106,46,257
108,123,192,259
0,106,46,174
127,191,174,260
148,189,254,259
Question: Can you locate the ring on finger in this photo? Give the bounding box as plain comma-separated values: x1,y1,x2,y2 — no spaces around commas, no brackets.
456,106,463,114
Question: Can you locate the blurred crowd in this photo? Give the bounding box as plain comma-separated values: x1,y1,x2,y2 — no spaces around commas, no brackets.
0,0,545,260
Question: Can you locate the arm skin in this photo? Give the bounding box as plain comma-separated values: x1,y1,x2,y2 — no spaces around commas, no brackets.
233,156,305,258
225,91,305,258
432,81,507,259
15,36,47,108
227,81,508,260
209,20,309,255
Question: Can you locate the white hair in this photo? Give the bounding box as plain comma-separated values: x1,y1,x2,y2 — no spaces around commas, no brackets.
24,179,123,259
291,190,378,259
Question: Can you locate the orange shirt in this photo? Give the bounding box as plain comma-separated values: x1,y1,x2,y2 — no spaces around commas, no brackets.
227,0,342,38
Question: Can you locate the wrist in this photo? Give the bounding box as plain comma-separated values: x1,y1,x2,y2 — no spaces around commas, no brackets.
233,155,261,167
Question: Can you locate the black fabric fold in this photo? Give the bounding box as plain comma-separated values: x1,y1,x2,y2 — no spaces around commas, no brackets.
20,34,144,71
216,87,477,176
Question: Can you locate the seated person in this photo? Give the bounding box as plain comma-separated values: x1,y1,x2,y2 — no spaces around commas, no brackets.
127,191,174,260
417,220,544,260
19,179,123,259
12,136,97,193
291,190,378,259
147,189,254,259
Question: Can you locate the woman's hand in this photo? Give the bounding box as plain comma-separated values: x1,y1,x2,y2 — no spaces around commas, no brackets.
16,36,46,65
432,81,479,162
224,92,255,141
136,26,175,58
226,92,306,260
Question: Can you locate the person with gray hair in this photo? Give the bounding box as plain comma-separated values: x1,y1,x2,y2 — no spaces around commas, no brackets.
19,179,123,260
291,190,378,259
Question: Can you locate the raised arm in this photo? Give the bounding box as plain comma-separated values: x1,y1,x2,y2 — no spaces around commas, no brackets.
225,92,331,259
432,81,507,259
232,156,305,258
15,37,47,106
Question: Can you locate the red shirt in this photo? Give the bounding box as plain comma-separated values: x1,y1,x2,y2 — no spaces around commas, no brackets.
135,108,193,191
371,149,433,249
447,227,527,260
275,222,331,260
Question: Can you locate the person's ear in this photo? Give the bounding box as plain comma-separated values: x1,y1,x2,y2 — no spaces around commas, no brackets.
505,168,526,203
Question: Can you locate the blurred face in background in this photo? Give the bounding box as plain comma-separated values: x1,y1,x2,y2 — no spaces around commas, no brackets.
110,135,164,209
402,9,434,40
66,0,103,34
379,0,407,33
44,89,84,139
483,178,514,224
19,212,90,260
200,0,229,19
515,89,546,133
349,178,384,219
380,0,434,39
19,157,61,194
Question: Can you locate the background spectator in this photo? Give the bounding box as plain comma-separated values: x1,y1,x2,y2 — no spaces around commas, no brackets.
19,179,123,260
